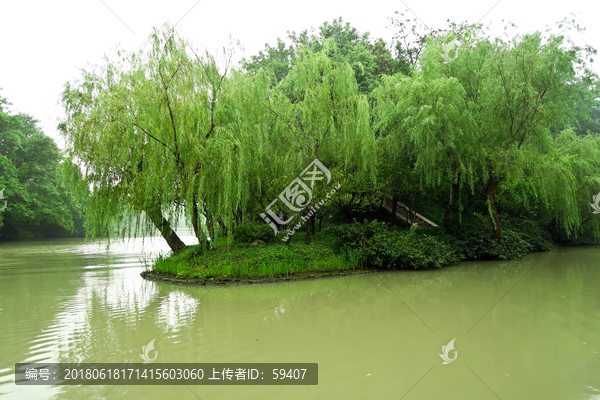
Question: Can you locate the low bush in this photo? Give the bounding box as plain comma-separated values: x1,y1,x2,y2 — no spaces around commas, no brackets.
551,222,600,246
233,222,277,244
330,220,459,269
504,218,553,252
439,213,552,260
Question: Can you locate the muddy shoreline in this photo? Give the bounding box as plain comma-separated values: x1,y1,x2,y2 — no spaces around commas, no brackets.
141,268,380,286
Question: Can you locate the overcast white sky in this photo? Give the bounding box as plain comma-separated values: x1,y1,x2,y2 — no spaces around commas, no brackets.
1,0,598,148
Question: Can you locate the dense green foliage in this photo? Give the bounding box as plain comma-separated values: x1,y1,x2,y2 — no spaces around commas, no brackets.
331,221,459,268
0,93,83,239
373,22,600,242
435,214,553,260
233,223,277,244
330,214,556,265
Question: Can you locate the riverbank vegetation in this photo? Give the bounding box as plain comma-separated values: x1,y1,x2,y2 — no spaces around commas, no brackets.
5,12,600,277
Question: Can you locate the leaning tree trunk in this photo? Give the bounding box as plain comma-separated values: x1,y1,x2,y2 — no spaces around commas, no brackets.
191,199,211,250
285,232,293,245
146,205,187,253
489,194,503,243
217,217,228,236
191,197,202,242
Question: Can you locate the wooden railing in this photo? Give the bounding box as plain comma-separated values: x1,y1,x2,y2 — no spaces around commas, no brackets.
382,196,439,229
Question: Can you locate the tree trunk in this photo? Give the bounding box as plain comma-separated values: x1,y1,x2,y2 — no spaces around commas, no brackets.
217,217,228,236
343,208,352,223
544,218,557,235
305,213,312,245
461,199,473,216
146,205,186,253
191,200,210,249
207,213,215,245
191,198,202,242
408,194,416,226
311,214,316,235
235,207,243,225
444,202,452,220
444,183,457,220
390,196,398,227
489,194,502,243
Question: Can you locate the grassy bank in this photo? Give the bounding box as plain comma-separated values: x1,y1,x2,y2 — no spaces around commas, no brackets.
150,231,360,281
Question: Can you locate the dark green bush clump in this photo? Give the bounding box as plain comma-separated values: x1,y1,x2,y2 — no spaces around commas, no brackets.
330,220,459,269
437,213,553,260
504,218,553,252
233,223,277,244
551,223,600,246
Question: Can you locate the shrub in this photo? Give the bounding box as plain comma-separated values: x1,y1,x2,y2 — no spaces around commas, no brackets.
439,213,550,260
504,218,553,252
551,222,600,246
233,223,277,244
330,220,459,269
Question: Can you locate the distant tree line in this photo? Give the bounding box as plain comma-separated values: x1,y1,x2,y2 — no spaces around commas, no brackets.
0,93,84,240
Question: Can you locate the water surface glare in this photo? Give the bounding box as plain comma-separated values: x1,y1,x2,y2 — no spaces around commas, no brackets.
1,237,599,399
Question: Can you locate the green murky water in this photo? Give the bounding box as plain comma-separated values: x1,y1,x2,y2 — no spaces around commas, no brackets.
1,236,599,399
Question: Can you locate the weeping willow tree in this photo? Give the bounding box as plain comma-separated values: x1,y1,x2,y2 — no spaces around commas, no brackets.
261,44,377,243
506,128,600,238
59,25,273,252
374,20,600,242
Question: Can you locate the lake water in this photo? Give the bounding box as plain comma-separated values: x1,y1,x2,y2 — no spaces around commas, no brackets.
1,235,599,399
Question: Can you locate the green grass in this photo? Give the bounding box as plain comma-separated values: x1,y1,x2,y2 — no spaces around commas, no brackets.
151,231,361,280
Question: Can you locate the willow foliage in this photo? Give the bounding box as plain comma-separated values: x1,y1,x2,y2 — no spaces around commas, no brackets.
273,47,376,187
375,21,600,240
250,47,378,235
59,25,273,251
